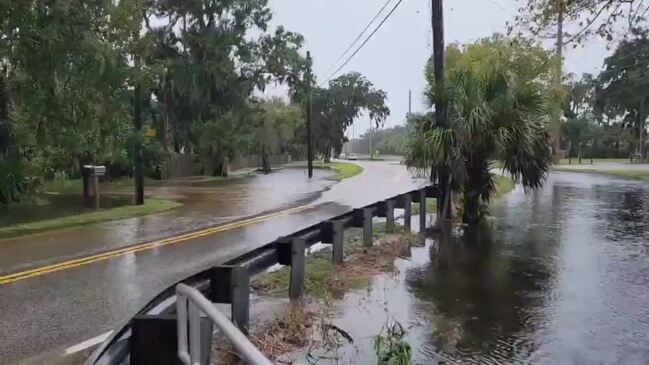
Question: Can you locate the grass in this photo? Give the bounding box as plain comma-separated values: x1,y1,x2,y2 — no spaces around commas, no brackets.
326,162,364,180
0,198,182,239
252,223,420,299
287,160,364,181
554,167,649,181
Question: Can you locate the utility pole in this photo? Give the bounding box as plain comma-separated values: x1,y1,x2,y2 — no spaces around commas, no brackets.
432,0,449,220
552,0,565,162
133,56,144,205
408,90,412,115
306,51,313,178
369,120,373,160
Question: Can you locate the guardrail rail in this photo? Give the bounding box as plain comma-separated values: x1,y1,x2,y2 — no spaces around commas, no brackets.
86,185,439,365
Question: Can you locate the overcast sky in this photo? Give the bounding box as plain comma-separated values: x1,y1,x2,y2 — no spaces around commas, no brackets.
265,0,610,137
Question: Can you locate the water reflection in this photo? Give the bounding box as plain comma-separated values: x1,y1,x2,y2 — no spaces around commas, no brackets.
406,226,555,364
405,172,649,364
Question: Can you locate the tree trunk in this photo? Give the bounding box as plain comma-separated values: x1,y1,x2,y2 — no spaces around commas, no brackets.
639,99,645,162
261,146,271,174
462,156,489,225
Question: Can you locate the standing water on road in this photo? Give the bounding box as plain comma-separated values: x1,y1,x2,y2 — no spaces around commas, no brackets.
295,172,649,364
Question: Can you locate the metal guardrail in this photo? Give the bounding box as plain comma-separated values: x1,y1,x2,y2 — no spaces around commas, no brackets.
176,284,272,365
86,184,438,365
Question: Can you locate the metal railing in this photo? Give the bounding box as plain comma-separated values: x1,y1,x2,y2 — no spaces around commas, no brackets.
87,185,438,365
176,284,272,365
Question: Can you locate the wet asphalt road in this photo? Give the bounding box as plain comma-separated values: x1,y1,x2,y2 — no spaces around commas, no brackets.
0,168,335,274
0,161,425,364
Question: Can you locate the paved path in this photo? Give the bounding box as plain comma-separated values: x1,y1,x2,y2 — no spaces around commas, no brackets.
0,161,426,364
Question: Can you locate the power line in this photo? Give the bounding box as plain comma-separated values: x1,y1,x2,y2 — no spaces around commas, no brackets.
321,0,394,80
321,0,404,85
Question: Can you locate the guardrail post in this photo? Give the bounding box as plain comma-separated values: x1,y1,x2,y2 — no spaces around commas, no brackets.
353,207,374,247
418,189,427,230
210,266,250,335
277,237,306,299
412,189,427,231
397,194,412,230
131,314,212,365
322,220,344,265
385,199,396,233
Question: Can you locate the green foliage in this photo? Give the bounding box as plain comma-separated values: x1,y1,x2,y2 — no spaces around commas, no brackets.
249,98,303,172
327,162,364,180
373,320,412,365
351,126,408,156
406,37,554,224
0,160,31,206
309,72,390,159
0,0,315,193
512,0,649,45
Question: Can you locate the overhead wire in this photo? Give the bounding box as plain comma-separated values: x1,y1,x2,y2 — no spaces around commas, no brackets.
320,0,395,81
320,0,405,85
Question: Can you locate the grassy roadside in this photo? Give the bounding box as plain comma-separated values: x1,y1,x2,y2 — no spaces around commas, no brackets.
553,166,649,181
252,223,419,299
326,162,363,180
287,161,364,181
237,223,420,363
0,198,181,239
413,174,516,215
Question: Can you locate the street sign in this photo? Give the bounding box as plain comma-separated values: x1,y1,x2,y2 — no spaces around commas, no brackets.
143,126,157,138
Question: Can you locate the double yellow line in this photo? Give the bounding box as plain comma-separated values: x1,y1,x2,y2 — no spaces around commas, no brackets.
0,205,311,285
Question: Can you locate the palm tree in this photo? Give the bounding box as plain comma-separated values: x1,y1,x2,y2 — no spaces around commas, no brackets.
406,37,554,224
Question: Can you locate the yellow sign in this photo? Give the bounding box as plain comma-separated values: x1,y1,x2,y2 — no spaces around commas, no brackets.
143,127,157,138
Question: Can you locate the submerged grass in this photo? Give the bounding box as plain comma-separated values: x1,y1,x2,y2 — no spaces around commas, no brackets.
0,198,181,239
327,162,364,180
252,223,421,299
243,223,422,363
554,167,649,181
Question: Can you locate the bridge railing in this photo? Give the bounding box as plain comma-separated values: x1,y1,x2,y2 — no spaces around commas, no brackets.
86,185,439,365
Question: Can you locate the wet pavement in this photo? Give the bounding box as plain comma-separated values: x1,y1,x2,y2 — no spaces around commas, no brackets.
0,168,335,273
292,171,649,364
0,161,426,364
555,161,649,171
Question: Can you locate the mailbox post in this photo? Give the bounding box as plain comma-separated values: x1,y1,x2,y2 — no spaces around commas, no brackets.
82,165,106,210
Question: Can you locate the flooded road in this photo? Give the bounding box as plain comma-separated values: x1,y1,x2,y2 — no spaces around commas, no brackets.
306,171,649,364
0,161,426,364
0,168,335,272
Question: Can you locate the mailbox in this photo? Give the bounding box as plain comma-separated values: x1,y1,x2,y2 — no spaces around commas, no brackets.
83,165,106,177
82,165,106,209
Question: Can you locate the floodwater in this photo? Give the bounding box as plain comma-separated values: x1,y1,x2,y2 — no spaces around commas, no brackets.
295,171,649,364
0,168,336,272
0,194,133,226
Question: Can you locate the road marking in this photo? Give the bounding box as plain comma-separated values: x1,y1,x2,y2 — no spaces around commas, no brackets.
0,205,311,285
64,331,113,354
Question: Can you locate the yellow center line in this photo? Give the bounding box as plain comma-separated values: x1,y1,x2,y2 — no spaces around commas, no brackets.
0,205,311,285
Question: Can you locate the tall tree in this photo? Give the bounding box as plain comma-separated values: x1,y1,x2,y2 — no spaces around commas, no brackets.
406,37,554,224
513,0,649,159
595,33,649,160
145,0,306,170
249,98,303,173
311,72,389,161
